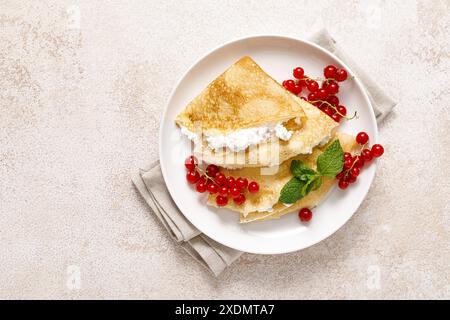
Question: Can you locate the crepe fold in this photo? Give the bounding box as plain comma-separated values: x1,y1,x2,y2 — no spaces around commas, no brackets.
175,56,338,168
206,133,359,222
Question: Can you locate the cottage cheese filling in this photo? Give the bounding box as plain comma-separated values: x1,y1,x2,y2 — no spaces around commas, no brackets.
180,126,199,143
257,206,274,213
180,123,293,152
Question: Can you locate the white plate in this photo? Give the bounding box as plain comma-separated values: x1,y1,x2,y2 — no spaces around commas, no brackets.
159,35,377,254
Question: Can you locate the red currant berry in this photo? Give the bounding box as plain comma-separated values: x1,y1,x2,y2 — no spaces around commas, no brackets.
184,155,197,170
206,164,219,177
371,144,384,158
344,152,352,160
331,113,341,122
248,181,260,193
338,179,349,189
347,174,357,183
229,186,240,198
298,77,308,87
362,149,373,162
317,88,328,100
356,132,369,145
215,173,226,186
219,186,229,196
354,156,365,168
335,68,348,82
344,158,353,169
293,67,305,79
233,194,246,205
324,65,337,79
216,195,228,207
298,208,313,222
326,95,339,106
292,84,302,95
322,106,334,116
196,181,207,193
283,79,296,92
226,177,236,188
236,177,248,190
307,92,317,101
306,80,319,93
337,105,347,116
186,170,200,184
336,171,345,179
326,81,339,95
207,183,219,194
350,167,360,178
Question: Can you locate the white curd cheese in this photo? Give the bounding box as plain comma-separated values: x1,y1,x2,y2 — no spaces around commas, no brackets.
319,134,331,146
274,123,293,141
257,207,274,213
205,127,272,152
180,123,293,152
180,126,199,143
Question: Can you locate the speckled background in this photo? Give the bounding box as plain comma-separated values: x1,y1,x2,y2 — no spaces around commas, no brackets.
0,0,449,299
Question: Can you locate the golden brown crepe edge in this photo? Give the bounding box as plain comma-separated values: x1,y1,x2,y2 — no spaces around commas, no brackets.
239,132,359,223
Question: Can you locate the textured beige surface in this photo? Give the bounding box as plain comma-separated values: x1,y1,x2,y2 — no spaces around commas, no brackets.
0,0,449,299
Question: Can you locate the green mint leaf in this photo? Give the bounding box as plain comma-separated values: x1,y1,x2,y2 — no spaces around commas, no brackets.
311,176,322,191
279,143,340,205
300,172,321,181
300,178,314,197
279,175,322,204
279,177,306,204
317,140,344,177
300,175,322,197
290,160,317,180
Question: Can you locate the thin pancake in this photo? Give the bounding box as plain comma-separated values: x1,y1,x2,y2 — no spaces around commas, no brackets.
175,56,306,133
196,101,338,168
206,133,359,221
175,56,338,168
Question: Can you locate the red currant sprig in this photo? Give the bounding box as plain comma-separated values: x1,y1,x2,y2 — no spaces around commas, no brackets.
184,155,260,207
309,99,357,123
336,133,384,189
283,65,356,123
283,64,351,94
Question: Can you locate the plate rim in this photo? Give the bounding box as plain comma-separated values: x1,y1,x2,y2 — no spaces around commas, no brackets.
159,34,378,254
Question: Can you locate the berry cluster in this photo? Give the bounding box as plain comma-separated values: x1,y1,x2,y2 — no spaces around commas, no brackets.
185,155,260,207
282,65,355,123
336,132,384,190
297,134,384,223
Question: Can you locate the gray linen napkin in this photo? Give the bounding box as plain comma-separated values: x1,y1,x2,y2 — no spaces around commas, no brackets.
131,29,397,276
310,29,397,122
132,163,241,276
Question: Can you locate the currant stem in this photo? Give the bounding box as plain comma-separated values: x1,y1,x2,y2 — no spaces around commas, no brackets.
297,76,323,82
310,100,358,120
344,157,357,179
195,165,215,182
342,145,366,179
296,75,355,83
360,142,369,153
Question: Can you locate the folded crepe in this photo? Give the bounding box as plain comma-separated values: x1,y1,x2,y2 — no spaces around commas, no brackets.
206,133,359,222
175,56,338,168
